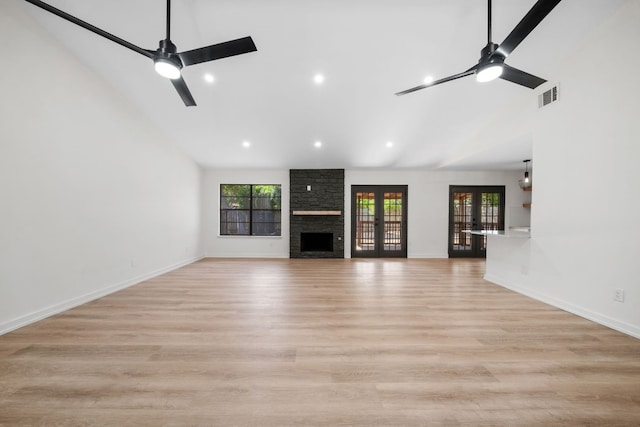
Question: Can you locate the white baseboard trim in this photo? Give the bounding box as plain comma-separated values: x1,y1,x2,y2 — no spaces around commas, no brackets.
0,255,205,336
485,273,640,340
204,254,289,259
205,254,449,259
409,253,449,259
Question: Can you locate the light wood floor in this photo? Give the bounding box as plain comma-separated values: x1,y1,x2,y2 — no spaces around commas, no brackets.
1,258,639,426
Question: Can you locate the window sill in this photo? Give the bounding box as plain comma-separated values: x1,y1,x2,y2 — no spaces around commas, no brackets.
217,235,283,238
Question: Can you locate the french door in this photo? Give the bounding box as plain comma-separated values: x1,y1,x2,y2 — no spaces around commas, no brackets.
448,186,505,258
351,186,408,258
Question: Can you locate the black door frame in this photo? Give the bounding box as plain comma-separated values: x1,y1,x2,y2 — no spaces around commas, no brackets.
448,185,505,258
351,185,408,258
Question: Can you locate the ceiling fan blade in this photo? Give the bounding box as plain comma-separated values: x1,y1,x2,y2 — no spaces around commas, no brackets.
171,76,197,106
178,36,257,67
496,0,562,58
395,67,477,96
499,64,546,89
24,0,154,59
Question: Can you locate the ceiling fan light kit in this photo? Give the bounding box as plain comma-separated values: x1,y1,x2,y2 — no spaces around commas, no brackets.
154,59,182,80
476,63,503,83
154,39,182,80
475,42,504,82
396,0,562,96
24,0,257,107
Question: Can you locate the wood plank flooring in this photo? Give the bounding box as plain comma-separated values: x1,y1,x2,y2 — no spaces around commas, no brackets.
1,258,639,426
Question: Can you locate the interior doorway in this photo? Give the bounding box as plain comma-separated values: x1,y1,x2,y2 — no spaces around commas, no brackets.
351,185,408,258
448,186,505,258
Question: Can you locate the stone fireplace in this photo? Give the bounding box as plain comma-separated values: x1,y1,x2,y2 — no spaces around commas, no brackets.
290,169,344,258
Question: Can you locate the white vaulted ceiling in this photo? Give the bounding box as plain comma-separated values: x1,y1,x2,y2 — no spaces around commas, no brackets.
17,0,626,170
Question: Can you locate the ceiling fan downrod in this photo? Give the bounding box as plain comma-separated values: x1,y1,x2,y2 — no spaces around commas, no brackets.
487,0,492,44
166,0,171,41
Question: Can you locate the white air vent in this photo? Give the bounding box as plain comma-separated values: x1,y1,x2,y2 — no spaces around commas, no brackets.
538,84,559,108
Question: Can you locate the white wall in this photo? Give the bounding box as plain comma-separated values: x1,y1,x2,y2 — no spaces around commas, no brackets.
0,1,203,333
485,1,640,338
203,168,526,259
203,169,290,258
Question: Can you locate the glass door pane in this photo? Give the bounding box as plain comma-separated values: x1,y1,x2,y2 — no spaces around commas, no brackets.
383,192,403,252
354,192,375,254
451,192,473,253
480,192,501,252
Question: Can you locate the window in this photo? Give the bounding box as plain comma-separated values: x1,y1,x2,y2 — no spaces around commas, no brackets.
220,184,281,236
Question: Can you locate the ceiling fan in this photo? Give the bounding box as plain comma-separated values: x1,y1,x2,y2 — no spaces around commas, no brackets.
396,0,562,96
24,0,257,106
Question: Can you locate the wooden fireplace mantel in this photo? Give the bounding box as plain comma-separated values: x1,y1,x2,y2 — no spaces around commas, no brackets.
292,210,342,216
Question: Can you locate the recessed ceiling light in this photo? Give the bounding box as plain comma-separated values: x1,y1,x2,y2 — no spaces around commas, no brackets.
386,141,394,148
314,141,322,148
204,73,215,83
423,75,434,85
314,74,325,84
242,141,251,148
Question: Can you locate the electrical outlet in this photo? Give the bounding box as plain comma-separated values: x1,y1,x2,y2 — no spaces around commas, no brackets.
614,288,625,302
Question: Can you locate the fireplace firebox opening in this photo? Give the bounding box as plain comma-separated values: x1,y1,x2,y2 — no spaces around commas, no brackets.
301,233,333,252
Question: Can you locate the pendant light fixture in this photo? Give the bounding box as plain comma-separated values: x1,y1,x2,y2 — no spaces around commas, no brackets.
523,159,531,184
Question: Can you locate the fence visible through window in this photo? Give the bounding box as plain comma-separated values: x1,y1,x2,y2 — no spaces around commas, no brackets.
220,184,281,236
